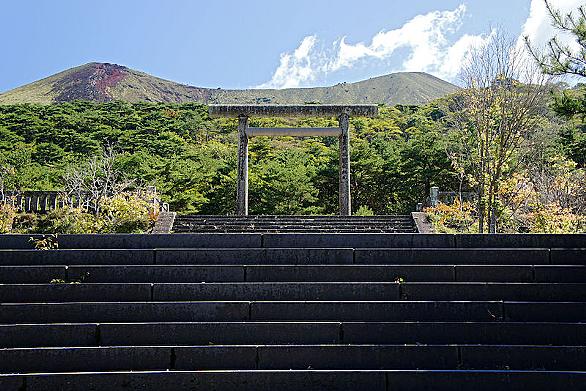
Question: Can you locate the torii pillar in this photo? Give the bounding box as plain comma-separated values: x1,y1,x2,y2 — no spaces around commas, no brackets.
209,104,378,216
338,112,351,216
236,115,249,216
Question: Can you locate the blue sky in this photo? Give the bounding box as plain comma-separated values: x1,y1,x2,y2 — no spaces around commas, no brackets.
0,0,581,92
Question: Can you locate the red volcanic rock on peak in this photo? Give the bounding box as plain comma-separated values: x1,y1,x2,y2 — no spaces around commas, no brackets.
53,63,129,102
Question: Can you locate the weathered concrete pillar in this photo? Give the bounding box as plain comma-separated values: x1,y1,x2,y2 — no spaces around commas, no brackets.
338,112,351,215
430,186,439,207
236,115,249,215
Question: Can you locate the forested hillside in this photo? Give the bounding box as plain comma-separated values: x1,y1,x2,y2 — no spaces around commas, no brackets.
0,101,457,215
0,94,584,233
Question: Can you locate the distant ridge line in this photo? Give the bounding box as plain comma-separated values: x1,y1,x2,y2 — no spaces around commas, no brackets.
0,62,459,106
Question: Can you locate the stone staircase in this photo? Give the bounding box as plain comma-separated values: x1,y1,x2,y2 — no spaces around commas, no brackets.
173,215,417,233
0,233,585,390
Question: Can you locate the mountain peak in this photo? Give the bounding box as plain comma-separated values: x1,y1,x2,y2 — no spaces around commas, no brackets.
52,62,130,102
0,63,458,105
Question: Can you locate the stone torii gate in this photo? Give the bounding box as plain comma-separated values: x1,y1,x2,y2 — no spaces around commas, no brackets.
209,104,378,216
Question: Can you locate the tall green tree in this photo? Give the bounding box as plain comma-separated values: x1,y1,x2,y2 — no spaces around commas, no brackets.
448,33,551,233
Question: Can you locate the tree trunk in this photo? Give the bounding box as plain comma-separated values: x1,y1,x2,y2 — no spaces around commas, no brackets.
477,186,485,233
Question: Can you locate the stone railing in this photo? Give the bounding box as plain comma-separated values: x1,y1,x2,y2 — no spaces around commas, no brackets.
0,187,169,214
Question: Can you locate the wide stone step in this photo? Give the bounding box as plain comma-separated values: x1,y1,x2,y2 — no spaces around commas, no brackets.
398,282,586,301
0,302,249,323
2,301,585,323
172,228,419,233
354,248,570,264
1,345,585,373
0,283,395,302
173,226,417,231
175,219,415,223
3,370,586,391
0,234,265,250
1,233,583,250
2,247,581,266
1,282,583,303
0,248,354,266
0,249,156,266
173,222,416,227
2,265,585,283
173,227,417,233
3,322,586,348
261,233,586,249
338,321,586,345
178,214,413,218
173,221,415,226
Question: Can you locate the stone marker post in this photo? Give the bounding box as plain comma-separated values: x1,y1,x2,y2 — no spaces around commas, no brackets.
430,186,439,207
236,115,249,215
338,112,351,216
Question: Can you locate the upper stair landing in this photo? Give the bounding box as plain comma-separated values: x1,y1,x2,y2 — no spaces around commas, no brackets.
172,215,417,233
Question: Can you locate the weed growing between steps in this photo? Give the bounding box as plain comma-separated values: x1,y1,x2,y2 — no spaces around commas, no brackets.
29,234,59,250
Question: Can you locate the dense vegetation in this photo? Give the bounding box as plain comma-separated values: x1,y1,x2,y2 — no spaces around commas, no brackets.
1,1,585,233
0,93,584,233
0,101,459,216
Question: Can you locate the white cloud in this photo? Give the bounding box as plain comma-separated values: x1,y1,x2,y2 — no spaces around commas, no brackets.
439,33,495,80
257,4,494,88
514,0,583,82
257,36,318,89
519,0,583,51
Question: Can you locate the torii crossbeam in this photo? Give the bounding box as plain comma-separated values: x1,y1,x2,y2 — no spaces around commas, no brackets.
209,104,379,216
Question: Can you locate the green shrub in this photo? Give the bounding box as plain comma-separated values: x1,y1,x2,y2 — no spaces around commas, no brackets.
355,205,375,216
99,193,156,233
425,199,476,233
527,204,586,233
0,203,17,233
30,234,59,250
13,213,38,233
33,207,98,234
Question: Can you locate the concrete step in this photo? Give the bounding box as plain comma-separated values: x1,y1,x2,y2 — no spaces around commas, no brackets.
0,283,395,302
355,248,555,264
1,345,585,373
173,227,414,234
177,214,414,219
398,282,586,301
0,302,249,323
172,222,416,228
1,233,583,250
0,232,583,388
2,301,585,324
0,249,156,266
175,219,416,223
172,225,417,231
260,233,586,249
248,301,586,322
3,322,586,348
340,321,586,345
3,282,584,303
173,227,417,233
0,234,265,250
3,265,585,284
0,283,152,302
3,370,586,391
174,221,415,225
3,247,580,266
173,221,415,226
0,248,354,266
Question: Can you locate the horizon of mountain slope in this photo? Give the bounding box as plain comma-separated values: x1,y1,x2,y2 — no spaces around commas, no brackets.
0,62,459,106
